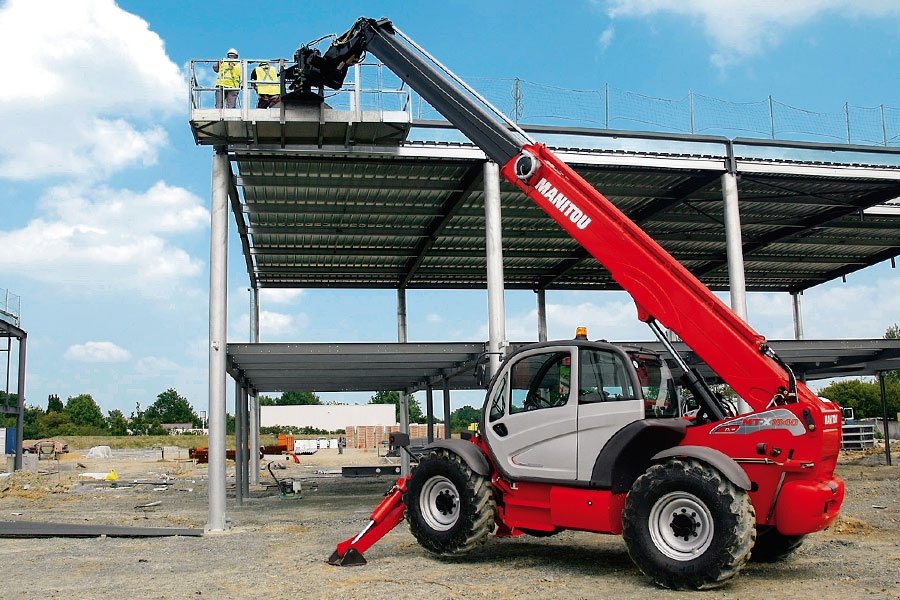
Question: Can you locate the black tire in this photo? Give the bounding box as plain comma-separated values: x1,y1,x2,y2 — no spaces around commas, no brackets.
405,449,496,556
751,526,805,562
622,458,756,590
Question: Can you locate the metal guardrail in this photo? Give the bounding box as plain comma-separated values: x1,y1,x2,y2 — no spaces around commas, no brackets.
841,422,876,450
188,59,412,117
0,288,20,326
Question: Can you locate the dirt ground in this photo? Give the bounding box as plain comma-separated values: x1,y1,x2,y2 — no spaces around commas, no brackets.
0,444,898,600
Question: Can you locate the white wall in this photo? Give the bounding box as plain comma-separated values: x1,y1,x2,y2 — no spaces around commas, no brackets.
260,404,395,431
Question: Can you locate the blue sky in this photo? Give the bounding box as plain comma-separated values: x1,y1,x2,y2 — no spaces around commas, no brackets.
1,0,899,419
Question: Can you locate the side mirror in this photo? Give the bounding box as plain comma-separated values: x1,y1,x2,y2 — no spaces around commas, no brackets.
388,432,410,448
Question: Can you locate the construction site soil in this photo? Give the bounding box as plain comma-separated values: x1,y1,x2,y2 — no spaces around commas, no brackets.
0,445,898,599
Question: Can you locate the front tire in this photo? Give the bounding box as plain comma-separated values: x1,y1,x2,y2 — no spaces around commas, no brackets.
405,449,495,556
622,458,755,590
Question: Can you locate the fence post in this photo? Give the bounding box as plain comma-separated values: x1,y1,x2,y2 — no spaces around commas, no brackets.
881,104,888,146
605,83,609,129
845,102,851,144
768,95,775,140
689,90,695,134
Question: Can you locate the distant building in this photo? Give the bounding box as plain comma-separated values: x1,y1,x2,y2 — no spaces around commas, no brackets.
260,404,395,432
162,423,197,434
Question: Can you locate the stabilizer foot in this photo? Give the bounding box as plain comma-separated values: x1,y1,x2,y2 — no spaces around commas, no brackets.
327,547,367,566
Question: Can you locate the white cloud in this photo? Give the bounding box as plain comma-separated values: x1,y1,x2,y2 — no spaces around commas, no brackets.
601,0,900,65
65,341,131,363
597,26,615,53
0,182,208,294
260,289,306,304
0,0,186,180
232,310,309,342
135,356,181,375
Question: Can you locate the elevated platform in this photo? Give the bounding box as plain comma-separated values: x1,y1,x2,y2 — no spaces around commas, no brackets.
190,106,411,147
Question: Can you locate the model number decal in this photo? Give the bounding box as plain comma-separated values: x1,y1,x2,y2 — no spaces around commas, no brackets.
824,414,838,425
711,408,807,436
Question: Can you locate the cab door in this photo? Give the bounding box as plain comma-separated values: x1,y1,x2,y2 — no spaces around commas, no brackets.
483,346,578,481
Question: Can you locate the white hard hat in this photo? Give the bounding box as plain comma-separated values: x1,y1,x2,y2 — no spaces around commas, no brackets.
227,48,239,57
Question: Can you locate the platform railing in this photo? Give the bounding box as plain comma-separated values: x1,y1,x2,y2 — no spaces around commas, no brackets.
189,59,412,119
0,288,20,327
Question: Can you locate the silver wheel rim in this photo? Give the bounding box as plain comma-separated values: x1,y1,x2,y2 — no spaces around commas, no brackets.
648,491,714,561
420,475,460,531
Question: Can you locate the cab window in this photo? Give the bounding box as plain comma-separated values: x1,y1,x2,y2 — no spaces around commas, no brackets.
509,351,572,414
632,354,680,418
579,349,636,403
488,373,507,422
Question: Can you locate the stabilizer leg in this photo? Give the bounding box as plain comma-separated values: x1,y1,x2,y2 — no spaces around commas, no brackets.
326,477,409,566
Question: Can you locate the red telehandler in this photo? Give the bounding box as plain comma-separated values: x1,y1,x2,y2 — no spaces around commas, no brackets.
288,18,845,589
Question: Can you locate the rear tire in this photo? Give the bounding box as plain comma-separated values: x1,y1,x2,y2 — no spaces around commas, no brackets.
751,526,805,562
405,449,495,555
622,458,755,590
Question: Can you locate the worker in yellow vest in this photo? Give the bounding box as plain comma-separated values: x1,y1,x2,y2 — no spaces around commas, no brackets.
251,61,281,108
213,48,241,108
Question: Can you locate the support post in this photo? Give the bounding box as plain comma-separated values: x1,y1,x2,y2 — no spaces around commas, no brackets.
426,385,434,443
536,288,547,342
234,384,244,506
248,287,260,486
721,171,748,320
14,334,25,471
879,373,892,466
397,288,410,477
443,377,451,440
484,161,507,378
207,147,229,531
791,291,804,340
241,387,250,498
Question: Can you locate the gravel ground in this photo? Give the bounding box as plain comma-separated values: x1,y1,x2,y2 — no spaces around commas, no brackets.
0,445,898,599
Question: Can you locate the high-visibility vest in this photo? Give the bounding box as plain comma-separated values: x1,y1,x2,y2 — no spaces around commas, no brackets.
252,64,280,95
216,59,241,89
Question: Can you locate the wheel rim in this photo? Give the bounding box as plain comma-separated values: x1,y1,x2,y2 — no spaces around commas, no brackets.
419,475,460,531
648,491,714,561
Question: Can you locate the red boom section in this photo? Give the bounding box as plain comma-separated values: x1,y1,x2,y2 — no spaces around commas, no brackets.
500,144,820,414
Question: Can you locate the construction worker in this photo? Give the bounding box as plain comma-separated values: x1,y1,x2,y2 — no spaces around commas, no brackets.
251,61,281,108
213,48,241,108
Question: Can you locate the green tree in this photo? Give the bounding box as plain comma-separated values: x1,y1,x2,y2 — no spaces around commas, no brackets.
64,394,106,430
129,403,148,436
884,324,900,383
107,409,129,436
818,379,900,420
145,388,199,425
450,405,482,434
21,406,46,439
369,390,425,424
47,394,64,413
267,391,322,405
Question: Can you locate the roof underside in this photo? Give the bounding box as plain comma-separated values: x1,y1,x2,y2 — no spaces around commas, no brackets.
230,133,900,294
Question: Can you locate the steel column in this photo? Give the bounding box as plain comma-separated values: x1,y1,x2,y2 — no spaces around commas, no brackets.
484,161,507,378
722,171,748,320
241,386,250,498
234,384,244,506
443,377,451,440
397,288,410,477
536,288,547,342
248,287,260,486
879,373,892,466
207,148,229,531
14,333,25,471
791,291,804,340
426,385,434,443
